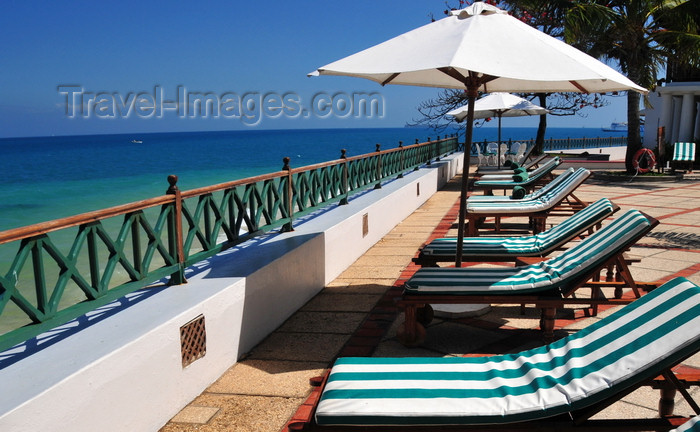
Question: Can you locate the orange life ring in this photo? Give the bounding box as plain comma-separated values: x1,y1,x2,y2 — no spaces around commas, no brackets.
633,148,656,173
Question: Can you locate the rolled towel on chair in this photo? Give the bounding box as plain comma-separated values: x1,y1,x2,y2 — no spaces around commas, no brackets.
512,172,528,182
503,160,513,168
511,186,526,199
510,162,520,169
514,167,526,174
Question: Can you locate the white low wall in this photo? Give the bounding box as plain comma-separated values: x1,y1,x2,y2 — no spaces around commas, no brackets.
0,153,462,432
546,146,627,161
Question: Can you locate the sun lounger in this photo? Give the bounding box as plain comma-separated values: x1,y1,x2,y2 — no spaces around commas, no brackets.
413,198,618,267
673,142,696,173
477,154,550,181
293,277,700,431
468,166,575,202
400,209,658,345
476,153,547,175
472,156,561,194
466,167,590,236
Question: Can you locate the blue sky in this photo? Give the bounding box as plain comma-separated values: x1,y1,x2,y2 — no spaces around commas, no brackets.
0,0,632,138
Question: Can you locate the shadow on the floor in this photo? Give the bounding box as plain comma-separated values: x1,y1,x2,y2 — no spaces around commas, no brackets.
645,231,700,249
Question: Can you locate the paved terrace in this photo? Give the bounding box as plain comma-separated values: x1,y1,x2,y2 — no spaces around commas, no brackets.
160,168,700,432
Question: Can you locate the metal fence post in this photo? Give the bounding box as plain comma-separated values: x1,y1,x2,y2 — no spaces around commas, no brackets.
374,144,382,189
397,141,404,179
340,149,349,205
281,157,294,232
166,175,186,285
426,137,432,165
414,139,420,171
435,136,441,161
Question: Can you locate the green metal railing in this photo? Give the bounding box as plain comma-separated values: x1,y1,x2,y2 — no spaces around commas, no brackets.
0,135,458,353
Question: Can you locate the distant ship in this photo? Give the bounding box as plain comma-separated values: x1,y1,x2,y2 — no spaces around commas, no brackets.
131,139,143,144
601,122,644,134
601,122,628,132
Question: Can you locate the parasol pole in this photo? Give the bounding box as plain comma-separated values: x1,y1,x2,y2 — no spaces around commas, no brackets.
455,84,478,267
497,112,503,169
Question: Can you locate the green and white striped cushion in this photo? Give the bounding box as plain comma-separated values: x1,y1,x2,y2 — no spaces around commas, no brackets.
420,198,614,259
467,168,590,215
473,157,561,188
405,209,649,295
468,168,576,203
316,277,700,426
672,416,700,432
673,142,696,162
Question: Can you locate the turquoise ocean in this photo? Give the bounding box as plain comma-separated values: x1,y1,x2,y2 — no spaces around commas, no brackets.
0,127,624,232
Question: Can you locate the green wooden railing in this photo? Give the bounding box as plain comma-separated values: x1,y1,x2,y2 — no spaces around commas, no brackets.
0,136,458,353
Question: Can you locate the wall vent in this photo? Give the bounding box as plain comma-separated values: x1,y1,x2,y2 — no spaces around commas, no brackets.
362,213,369,237
180,314,206,368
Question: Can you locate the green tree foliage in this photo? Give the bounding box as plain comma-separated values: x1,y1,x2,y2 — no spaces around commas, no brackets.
564,0,700,172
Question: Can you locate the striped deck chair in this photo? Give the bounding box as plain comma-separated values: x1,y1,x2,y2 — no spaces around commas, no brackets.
673,142,696,173
472,156,561,194
476,153,547,175
468,167,575,202
466,167,590,236
296,278,700,431
400,209,658,345
413,198,618,267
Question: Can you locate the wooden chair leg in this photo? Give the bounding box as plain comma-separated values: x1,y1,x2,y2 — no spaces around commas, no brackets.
397,304,426,347
659,385,677,417
540,307,556,342
467,216,478,237
615,255,642,298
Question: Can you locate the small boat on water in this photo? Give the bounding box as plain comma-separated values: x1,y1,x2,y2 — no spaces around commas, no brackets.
131,139,143,144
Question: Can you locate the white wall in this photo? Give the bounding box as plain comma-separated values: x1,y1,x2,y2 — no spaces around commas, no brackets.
0,153,462,432
644,82,700,150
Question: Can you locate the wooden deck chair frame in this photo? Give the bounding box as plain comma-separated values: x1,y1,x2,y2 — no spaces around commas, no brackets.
290,278,700,432
399,211,659,346
413,198,620,267
466,169,590,237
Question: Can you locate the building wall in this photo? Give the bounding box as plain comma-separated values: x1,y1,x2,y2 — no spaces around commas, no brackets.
644,82,700,158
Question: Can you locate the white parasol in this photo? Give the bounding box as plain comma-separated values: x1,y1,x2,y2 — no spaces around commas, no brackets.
448,93,549,168
310,2,647,265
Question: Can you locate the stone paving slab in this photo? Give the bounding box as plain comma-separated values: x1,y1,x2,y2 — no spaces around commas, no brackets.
276,311,366,334
247,332,348,363
207,360,326,398
161,394,302,432
299,292,383,312
322,283,390,294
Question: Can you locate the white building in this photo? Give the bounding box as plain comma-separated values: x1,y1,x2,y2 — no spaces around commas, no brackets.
644,81,700,151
